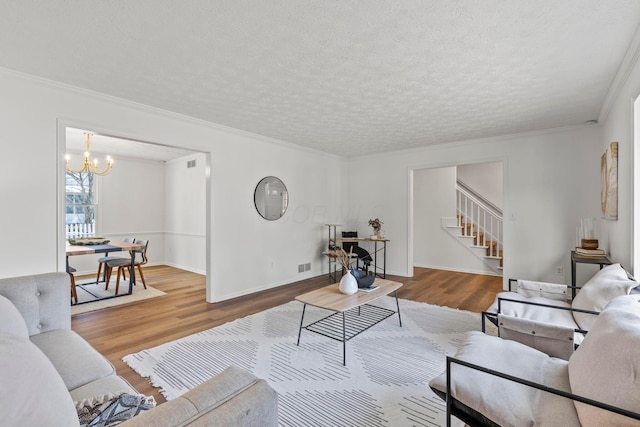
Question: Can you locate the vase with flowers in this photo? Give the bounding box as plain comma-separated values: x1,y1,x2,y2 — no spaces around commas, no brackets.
368,218,384,239
335,248,357,295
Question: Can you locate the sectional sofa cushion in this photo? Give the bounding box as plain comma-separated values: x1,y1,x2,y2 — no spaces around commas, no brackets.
30,329,115,391
571,263,637,331
70,375,138,404
568,295,640,426
0,332,80,427
0,294,29,338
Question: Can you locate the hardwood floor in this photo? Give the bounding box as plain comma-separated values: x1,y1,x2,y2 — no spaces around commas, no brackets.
72,265,503,404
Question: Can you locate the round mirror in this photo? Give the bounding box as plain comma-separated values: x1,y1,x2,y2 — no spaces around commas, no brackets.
254,176,289,220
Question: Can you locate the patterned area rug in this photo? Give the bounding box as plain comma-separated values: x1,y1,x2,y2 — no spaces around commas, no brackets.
123,297,479,426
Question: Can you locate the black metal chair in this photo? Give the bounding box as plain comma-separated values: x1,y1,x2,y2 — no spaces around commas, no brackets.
430,295,640,426
341,231,372,272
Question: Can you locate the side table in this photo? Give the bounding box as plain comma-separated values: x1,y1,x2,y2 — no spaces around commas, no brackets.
570,250,613,298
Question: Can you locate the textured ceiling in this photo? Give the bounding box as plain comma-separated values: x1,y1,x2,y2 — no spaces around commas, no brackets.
2,1,640,157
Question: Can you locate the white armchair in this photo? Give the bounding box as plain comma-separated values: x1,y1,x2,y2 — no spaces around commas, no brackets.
430,295,640,426
482,263,637,359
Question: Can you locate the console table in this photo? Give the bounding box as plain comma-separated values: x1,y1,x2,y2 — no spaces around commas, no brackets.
570,250,613,298
323,224,390,280
338,237,389,278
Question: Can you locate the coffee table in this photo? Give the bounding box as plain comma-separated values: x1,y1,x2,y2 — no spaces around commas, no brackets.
295,278,403,365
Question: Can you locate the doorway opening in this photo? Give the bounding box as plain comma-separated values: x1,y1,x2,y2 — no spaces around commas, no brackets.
57,122,211,298
410,160,505,277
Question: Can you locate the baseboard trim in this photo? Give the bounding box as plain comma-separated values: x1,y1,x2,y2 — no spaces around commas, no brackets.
164,262,205,276
414,263,501,277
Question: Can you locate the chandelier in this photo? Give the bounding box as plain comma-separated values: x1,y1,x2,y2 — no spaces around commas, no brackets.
65,133,113,176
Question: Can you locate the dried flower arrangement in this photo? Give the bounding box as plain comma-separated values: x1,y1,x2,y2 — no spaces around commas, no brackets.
335,247,353,271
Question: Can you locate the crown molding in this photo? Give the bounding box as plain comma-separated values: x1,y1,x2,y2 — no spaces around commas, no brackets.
0,66,345,162
352,122,599,162
598,24,640,123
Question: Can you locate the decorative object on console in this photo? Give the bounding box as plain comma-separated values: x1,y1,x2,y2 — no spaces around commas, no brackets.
580,239,599,250
575,247,606,257
576,218,599,249
368,218,384,239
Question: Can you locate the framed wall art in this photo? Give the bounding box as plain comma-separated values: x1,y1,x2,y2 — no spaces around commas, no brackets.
601,141,618,220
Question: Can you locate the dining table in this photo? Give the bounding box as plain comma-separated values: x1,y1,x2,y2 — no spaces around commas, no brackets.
66,240,144,302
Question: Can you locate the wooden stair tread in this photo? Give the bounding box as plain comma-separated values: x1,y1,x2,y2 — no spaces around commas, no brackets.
453,214,503,270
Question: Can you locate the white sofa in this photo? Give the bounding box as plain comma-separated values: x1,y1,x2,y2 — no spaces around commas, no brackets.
430,295,640,426
0,272,278,426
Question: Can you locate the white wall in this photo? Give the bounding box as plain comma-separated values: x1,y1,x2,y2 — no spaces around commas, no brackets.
600,39,640,275
0,68,344,302
457,161,503,210
165,153,207,274
347,126,603,287
2,61,630,297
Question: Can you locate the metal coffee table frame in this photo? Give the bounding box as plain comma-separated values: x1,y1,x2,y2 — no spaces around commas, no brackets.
296,280,402,365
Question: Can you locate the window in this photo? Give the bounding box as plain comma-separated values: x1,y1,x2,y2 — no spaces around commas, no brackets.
65,172,96,238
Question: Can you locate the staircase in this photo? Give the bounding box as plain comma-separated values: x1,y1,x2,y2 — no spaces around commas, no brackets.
442,181,503,275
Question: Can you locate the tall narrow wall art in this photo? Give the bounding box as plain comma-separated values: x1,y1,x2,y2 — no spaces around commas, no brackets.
601,141,618,220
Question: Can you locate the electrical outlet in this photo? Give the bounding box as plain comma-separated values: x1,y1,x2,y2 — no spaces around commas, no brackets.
555,266,563,276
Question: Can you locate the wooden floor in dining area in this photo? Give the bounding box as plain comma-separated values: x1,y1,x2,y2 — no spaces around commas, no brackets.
72,265,503,404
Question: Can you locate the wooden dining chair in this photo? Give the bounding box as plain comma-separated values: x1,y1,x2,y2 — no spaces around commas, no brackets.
105,239,149,295
68,266,78,304
95,237,135,285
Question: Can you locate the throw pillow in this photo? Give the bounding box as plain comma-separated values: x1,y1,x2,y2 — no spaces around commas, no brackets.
0,294,29,338
77,392,156,427
571,263,637,330
568,295,640,427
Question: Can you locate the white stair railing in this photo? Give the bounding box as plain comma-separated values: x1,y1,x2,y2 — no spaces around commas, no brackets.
456,181,503,258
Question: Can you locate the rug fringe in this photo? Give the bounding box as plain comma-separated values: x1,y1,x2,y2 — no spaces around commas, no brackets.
122,354,154,379
122,354,183,400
